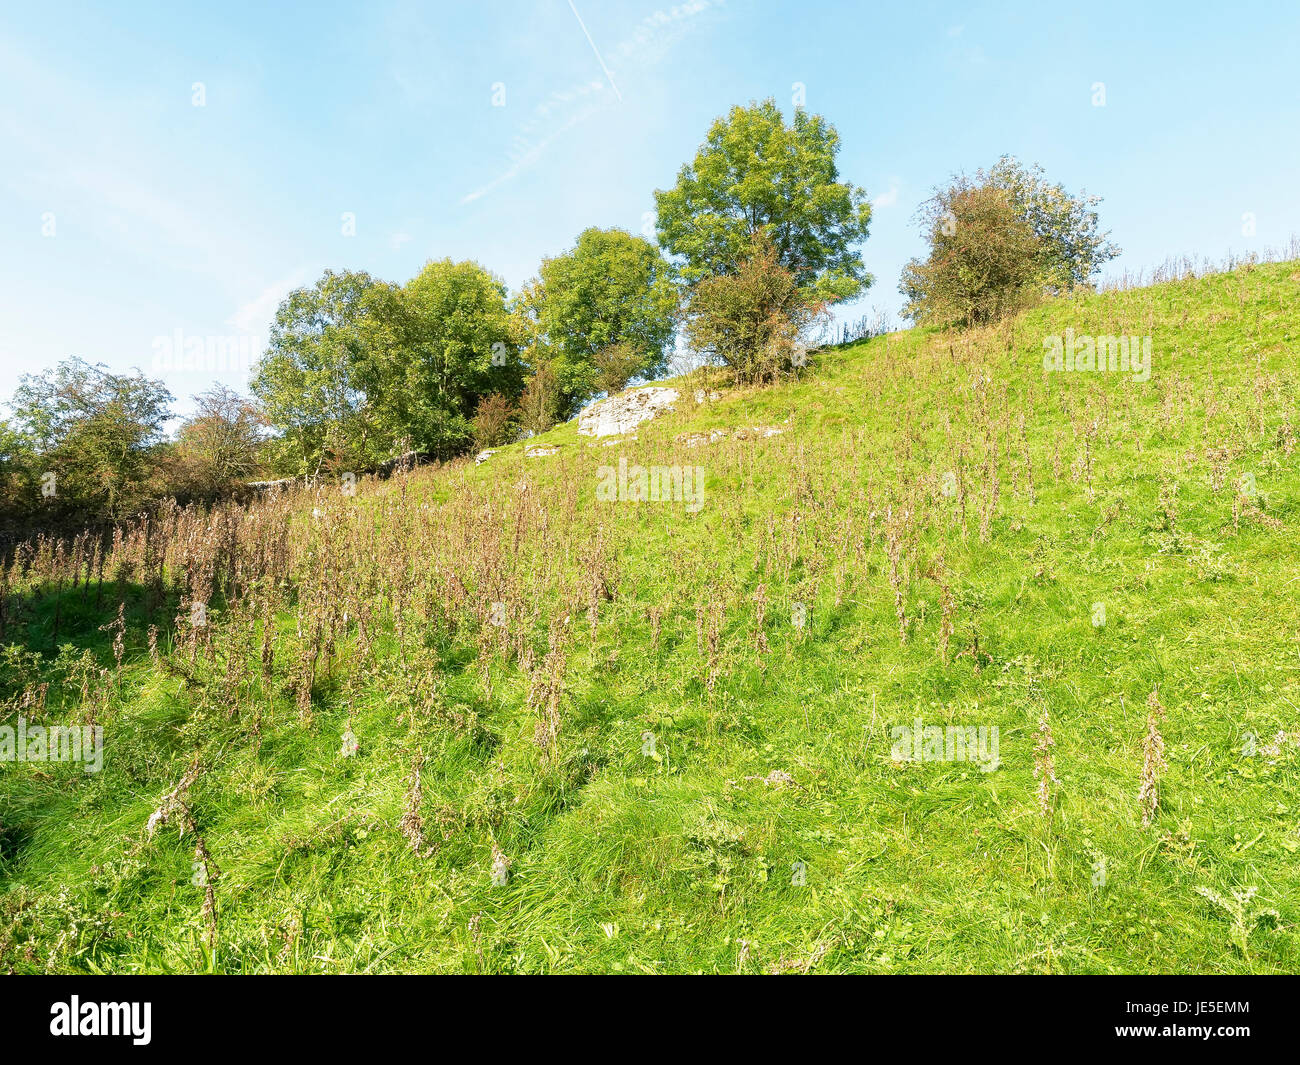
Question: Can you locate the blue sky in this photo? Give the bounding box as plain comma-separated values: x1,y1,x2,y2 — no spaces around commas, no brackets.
2,0,1298,416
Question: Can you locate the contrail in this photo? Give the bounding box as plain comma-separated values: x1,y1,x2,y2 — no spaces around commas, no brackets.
567,0,622,102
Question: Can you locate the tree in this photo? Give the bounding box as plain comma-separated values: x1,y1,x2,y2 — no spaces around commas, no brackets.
900,182,1042,327
0,418,37,529
655,100,873,302
523,228,679,413
900,159,1120,327
174,385,264,496
367,259,522,460
985,156,1120,291
8,357,173,521
684,233,826,385
250,270,382,475
517,361,562,436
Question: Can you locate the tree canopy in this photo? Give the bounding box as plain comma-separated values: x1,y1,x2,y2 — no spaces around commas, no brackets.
655,100,873,303
250,261,521,469
366,259,522,459
8,357,173,521
249,270,381,474
519,228,679,414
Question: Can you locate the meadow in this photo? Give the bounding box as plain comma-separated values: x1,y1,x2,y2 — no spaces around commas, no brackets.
2,258,1298,973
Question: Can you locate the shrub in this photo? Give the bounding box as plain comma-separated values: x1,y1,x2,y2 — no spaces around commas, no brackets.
985,156,1120,292
472,393,517,449
173,386,264,498
517,363,562,436
900,183,1042,327
901,159,1120,327
592,341,644,397
684,234,825,385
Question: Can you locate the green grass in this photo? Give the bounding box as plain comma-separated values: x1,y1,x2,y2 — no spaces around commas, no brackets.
3,260,1300,973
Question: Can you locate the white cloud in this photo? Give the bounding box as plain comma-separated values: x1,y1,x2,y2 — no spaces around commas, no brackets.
872,178,902,209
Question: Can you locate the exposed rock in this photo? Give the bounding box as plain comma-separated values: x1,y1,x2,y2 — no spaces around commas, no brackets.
679,429,730,448
475,449,497,465
247,477,296,493
526,445,559,457
677,426,784,447
693,389,721,404
744,769,797,789
373,450,432,476
578,387,679,437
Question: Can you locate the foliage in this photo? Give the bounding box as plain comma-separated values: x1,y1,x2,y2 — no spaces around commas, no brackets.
252,263,521,470
471,393,517,450
522,228,679,413
901,159,1121,327
249,270,383,475
591,341,645,398
684,233,825,384
985,155,1121,292
6,357,173,522
173,386,265,497
655,99,872,302
516,361,563,436
367,260,522,461
900,183,1044,326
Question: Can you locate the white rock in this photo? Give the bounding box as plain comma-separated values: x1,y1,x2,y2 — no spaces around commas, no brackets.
475,449,497,465
578,387,679,437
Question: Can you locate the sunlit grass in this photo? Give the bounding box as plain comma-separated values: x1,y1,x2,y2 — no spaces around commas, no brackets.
2,261,1299,973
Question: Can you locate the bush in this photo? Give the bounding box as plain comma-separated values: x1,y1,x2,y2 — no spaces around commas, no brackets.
901,159,1120,328
472,393,517,449
900,183,1042,327
592,341,643,397
7,357,174,524
985,156,1120,292
173,386,264,498
517,363,562,436
684,234,825,385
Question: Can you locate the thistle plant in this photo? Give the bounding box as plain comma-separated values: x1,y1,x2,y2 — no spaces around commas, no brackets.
1138,688,1168,827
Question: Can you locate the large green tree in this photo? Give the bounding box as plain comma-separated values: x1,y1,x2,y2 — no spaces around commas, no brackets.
366,259,522,459
520,228,679,412
250,269,382,474
7,357,174,521
654,100,873,302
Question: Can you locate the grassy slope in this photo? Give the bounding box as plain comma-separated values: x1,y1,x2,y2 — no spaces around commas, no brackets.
3,261,1300,973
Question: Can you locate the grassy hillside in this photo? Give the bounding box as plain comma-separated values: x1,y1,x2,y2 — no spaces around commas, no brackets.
3,260,1299,973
